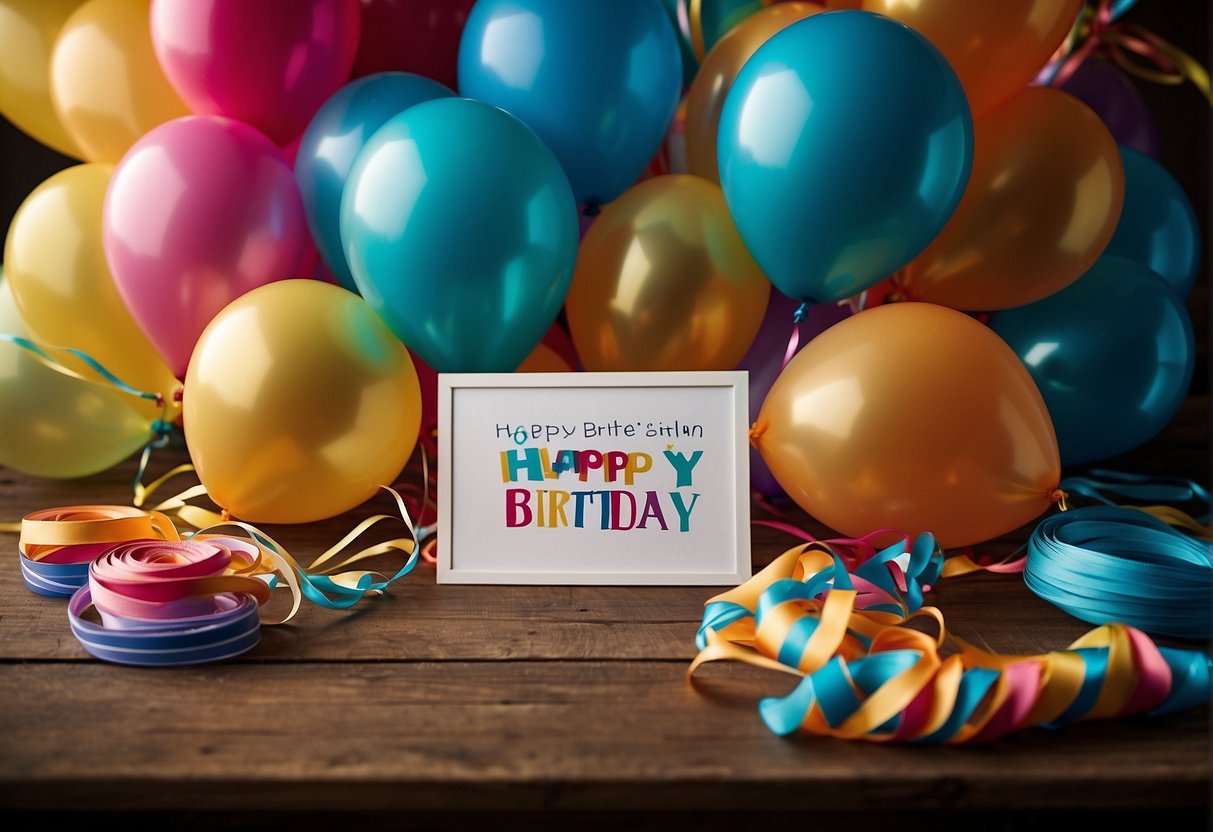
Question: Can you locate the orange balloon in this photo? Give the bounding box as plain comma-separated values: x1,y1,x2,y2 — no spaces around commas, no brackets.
900,87,1124,311
684,2,820,184
517,343,571,373
753,302,1060,547
567,175,770,372
863,0,1083,116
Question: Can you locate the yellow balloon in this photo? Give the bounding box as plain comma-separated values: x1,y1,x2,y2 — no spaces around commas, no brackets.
0,0,84,157
685,2,821,184
184,280,422,524
4,164,181,422
567,175,770,372
50,0,189,162
0,272,151,478
754,303,1061,548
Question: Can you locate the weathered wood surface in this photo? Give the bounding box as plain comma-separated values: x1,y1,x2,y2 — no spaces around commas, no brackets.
0,397,1207,823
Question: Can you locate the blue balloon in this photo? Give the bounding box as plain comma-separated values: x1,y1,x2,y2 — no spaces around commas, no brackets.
1103,145,1201,299
717,11,973,303
992,256,1194,467
341,98,579,373
295,73,453,292
458,0,681,208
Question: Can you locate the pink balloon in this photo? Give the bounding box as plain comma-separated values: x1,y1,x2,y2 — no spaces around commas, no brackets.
104,115,311,379
151,0,361,144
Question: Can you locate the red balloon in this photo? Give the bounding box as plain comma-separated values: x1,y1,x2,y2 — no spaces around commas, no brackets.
352,0,476,90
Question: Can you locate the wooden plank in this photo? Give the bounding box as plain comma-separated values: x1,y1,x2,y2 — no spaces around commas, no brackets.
0,662,1205,814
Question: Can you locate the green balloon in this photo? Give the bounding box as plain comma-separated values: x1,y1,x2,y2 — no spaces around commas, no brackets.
0,270,150,478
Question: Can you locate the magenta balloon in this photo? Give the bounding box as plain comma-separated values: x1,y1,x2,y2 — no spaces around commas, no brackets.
151,0,361,144
104,116,311,379
738,291,851,499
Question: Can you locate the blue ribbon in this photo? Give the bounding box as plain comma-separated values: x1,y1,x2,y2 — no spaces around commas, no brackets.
1026,505,1212,639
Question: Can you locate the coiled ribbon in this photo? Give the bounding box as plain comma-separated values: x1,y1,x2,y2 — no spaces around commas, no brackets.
1027,506,1211,639
690,532,1210,743
15,489,421,666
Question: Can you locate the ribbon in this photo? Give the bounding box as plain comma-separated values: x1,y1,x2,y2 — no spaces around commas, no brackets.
1040,0,1212,105
1026,506,1211,639
690,534,1211,743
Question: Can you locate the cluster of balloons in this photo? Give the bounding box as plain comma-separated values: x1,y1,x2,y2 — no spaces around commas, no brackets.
0,0,1202,548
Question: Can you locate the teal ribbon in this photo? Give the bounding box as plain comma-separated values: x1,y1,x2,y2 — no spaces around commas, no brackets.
1026,505,1211,639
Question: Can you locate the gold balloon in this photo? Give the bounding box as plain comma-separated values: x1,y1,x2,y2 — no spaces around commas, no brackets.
50,0,189,162
754,302,1060,548
567,175,770,372
685,2,820,184
184,280,422,524
0,272,150,478
863,0,1083,116
0,0,84,157
901,87,1124,311
3,164,181,421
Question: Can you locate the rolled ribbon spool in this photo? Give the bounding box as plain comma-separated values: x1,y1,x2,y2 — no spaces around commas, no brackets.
1026,505,1212,639
68,537,273,668
18,506,178,597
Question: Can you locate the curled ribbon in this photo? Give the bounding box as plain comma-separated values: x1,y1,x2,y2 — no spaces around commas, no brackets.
690,533,1210,742
1026,506,1211,639
1041,0,1212,105
69,538,272,667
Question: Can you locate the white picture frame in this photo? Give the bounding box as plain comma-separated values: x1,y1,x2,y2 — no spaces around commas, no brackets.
437,371,751,585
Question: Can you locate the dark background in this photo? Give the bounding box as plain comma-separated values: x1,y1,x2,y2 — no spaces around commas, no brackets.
1,1,1209,392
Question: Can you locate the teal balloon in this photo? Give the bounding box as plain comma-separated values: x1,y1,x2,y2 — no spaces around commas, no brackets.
992,256,1194,466
1103,145,1201,299
696,0,765,52
295,73,453,292
717,11,973,303
457,0,681,207
341,98,578,372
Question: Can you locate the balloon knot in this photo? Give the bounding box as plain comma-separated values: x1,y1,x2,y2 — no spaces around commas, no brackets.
748,420,768,448
792,302,810,324
582,201,602,218
172,387,184,403
1052,489,1070,512
220,508,232,522
151,420,172,437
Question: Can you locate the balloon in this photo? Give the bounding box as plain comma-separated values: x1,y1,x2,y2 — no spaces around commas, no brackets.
684,2,820,185
901,87,1124,311
518,343,572,373
104,115,311,380
864,0,1083,116
567,175,770,372
150,0,361,145
342,98,578,372
1060,59,1162,160
3,164,180,421
719,12,972,304
458,0,682,207
351,0,476,90
0,271,150,478
657,0,698,88
0,0,83,157
685,0,765,59
541,321,580,372
1103,146,1200,299
184,280,422,524
991,256,1194,467
754,302,1060,548
295,73,453,293
49,0,189,162
738,291,851,499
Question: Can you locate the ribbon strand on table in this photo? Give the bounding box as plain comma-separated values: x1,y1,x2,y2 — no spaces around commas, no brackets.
689,534,1211,743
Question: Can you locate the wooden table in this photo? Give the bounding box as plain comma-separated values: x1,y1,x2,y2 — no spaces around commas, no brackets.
1,397,1208,831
